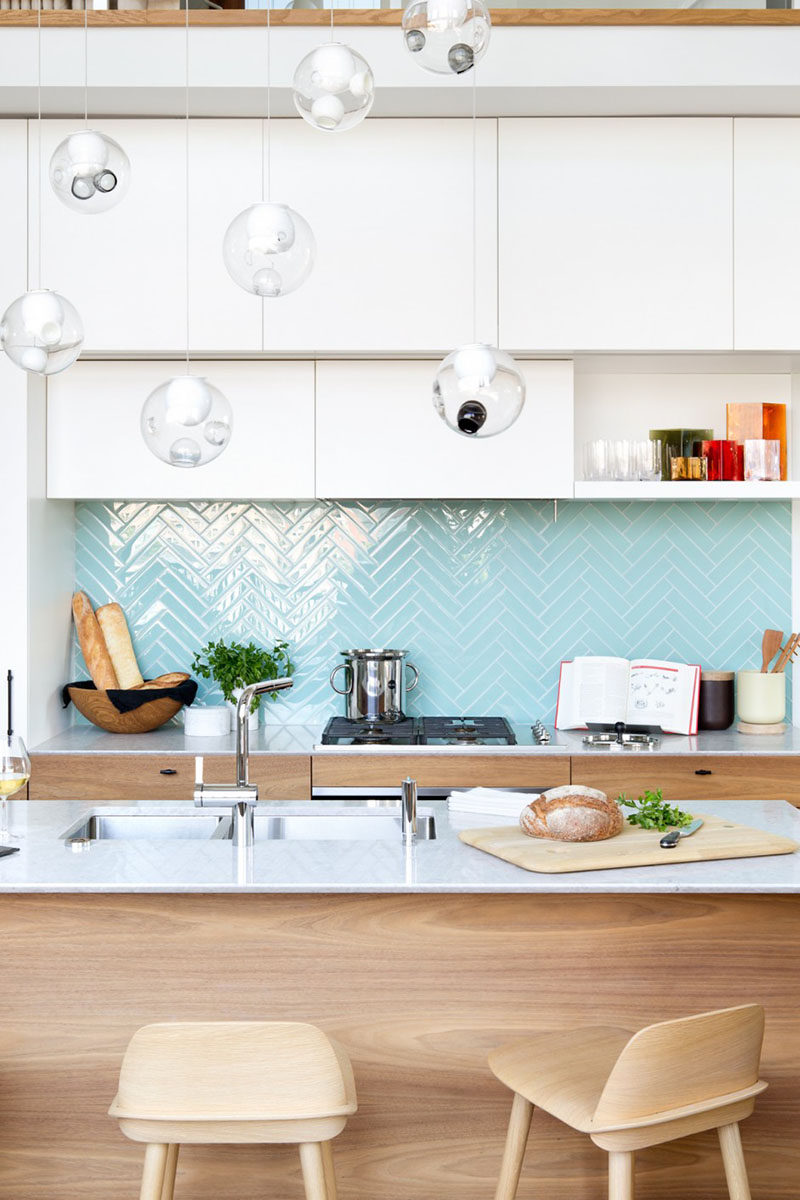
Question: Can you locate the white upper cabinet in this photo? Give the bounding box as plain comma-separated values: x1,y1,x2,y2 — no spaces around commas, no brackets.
498,118,733,353
315,360,573,499
260,119,498,354
47,361,315,500
31,119,263,354
734,119,800,351
0,121,27,305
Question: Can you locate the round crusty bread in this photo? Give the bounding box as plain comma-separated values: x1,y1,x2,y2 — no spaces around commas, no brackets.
520,785,623,842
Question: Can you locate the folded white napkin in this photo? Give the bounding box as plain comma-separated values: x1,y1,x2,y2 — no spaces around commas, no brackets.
447,787,538,818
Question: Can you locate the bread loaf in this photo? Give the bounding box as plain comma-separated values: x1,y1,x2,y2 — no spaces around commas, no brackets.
520,785,623,843
95,603,144,690
71,592,119,691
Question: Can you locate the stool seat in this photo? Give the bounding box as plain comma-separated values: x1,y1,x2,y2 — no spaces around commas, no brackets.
110,1021,357,1200
489,1004,767,1200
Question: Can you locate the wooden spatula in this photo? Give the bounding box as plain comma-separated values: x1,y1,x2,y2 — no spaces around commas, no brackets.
761,629,784,673
772,632,800,674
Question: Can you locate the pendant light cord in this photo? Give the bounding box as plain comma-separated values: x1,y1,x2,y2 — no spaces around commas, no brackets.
472,34,477,345
330,0,334,43
84,0,88,127
37,0,42,291
185,0,190,373
263,0,271,203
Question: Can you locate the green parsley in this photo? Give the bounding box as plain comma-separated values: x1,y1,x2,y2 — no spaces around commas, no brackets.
616,788,693,832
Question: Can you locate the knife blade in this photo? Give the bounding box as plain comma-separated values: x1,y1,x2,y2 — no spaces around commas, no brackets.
659,818,704,849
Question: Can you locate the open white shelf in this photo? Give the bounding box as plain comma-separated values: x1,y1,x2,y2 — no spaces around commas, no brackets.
574,481,799,501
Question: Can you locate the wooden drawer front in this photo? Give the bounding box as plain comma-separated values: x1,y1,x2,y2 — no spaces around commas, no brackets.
30,755,311,802
312,755,570,790
573,756,800,807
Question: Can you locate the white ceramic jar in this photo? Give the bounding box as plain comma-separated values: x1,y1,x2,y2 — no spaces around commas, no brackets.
736,670,786,725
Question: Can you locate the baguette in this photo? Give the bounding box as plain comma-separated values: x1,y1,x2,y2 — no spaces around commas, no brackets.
520,785,623,843
71,592,119,691
95,603,144,690
134,673,190,690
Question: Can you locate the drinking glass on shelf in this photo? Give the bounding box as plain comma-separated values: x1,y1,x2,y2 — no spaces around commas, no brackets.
0,735,30,843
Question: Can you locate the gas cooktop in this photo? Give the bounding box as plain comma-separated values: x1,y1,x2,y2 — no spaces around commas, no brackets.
320,716,518,747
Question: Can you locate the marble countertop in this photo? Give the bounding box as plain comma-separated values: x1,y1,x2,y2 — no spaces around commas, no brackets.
0,798,797,895
29,723,800,757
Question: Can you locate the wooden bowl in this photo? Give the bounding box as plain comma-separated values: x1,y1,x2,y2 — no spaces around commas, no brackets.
67,680,189,734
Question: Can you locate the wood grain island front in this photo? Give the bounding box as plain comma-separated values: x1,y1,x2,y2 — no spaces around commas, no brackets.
1,890,797,1199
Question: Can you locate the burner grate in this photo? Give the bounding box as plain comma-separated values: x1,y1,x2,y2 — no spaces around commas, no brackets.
421,716,517,745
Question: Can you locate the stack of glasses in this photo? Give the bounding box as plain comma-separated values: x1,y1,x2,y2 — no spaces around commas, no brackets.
583,439,662,482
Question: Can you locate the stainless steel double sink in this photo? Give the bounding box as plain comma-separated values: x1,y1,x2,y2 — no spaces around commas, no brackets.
61,803,437,844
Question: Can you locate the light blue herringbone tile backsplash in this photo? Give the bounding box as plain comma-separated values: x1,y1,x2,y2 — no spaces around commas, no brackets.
73,500,792,725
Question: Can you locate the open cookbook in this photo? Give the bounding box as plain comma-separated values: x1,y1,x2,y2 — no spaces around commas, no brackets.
555,655,701,735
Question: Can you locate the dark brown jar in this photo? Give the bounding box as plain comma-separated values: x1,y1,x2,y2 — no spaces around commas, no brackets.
698,670,735,731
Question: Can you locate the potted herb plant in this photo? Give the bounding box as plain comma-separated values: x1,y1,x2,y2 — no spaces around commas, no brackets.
191,638,293,730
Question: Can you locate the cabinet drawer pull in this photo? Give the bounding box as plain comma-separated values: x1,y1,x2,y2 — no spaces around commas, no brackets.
159,768,178,776
694,769,713,776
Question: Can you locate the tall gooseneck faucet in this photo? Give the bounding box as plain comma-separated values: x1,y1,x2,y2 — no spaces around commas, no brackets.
194,677,294,852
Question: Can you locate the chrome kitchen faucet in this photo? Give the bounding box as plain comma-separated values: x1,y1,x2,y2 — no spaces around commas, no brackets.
193,677,294,850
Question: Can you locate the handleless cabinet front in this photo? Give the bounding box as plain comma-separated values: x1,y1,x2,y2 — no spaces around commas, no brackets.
32,119,263,354
499,117,733,352
30,754,311,802
47,360,315,500
315,359,573,499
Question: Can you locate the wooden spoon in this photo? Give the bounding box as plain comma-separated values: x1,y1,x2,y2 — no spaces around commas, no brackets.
761,629,784,673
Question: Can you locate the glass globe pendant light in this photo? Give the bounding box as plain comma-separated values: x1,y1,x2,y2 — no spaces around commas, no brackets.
49,3,130,212
402,0,490,76
142,0,231,469
224,1,315,296
292,5,374,134
433,46,524,439
1,4,84,376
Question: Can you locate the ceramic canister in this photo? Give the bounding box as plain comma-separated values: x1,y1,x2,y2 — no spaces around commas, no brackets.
736,670,786,725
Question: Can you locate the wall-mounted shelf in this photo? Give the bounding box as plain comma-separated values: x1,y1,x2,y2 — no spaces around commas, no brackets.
574,481,799,501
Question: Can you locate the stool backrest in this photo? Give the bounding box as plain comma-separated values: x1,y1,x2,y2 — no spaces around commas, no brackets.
113,1021,357,1121
593,1004,764,1127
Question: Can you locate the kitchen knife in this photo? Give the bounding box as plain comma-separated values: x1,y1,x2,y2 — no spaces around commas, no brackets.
660,818,704,849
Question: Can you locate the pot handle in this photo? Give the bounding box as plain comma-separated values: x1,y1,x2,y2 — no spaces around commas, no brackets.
406,662,420,692
330,664,353,695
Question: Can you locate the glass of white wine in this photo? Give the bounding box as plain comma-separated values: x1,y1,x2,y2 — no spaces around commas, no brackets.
0,734,30,843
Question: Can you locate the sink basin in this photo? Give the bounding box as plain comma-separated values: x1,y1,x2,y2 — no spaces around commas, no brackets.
61,805,436,844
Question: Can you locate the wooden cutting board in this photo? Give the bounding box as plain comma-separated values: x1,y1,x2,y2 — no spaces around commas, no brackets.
458,814,799,874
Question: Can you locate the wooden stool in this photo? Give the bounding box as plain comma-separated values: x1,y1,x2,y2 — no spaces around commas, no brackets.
109,1021,357,1200
489,1004,767,1200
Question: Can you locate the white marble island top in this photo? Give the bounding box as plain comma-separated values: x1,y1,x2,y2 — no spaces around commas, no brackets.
29,723,800,757
0,798,797,896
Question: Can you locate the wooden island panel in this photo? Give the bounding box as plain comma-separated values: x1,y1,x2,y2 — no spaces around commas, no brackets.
573,755,800,807
0,891,797,1199
29,754,311,802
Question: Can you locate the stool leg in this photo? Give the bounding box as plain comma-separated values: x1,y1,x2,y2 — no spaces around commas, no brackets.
608,1151,635,1200
494,1092,534,1200
320,1141,337,1200
160,1144,180,1200
139,1144,169,1200
718,1123,752,1200
299,1142,329,1200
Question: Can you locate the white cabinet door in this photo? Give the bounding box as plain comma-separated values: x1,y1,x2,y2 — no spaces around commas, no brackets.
499,118,733,352
0,121,27,305
734,119,800,351
32,119,262,353
260,119,498,354
315,360,573,499
47,361,315,500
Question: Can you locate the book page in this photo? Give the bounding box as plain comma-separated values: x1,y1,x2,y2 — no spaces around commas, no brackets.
627,660,700,735
555,657,629,728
